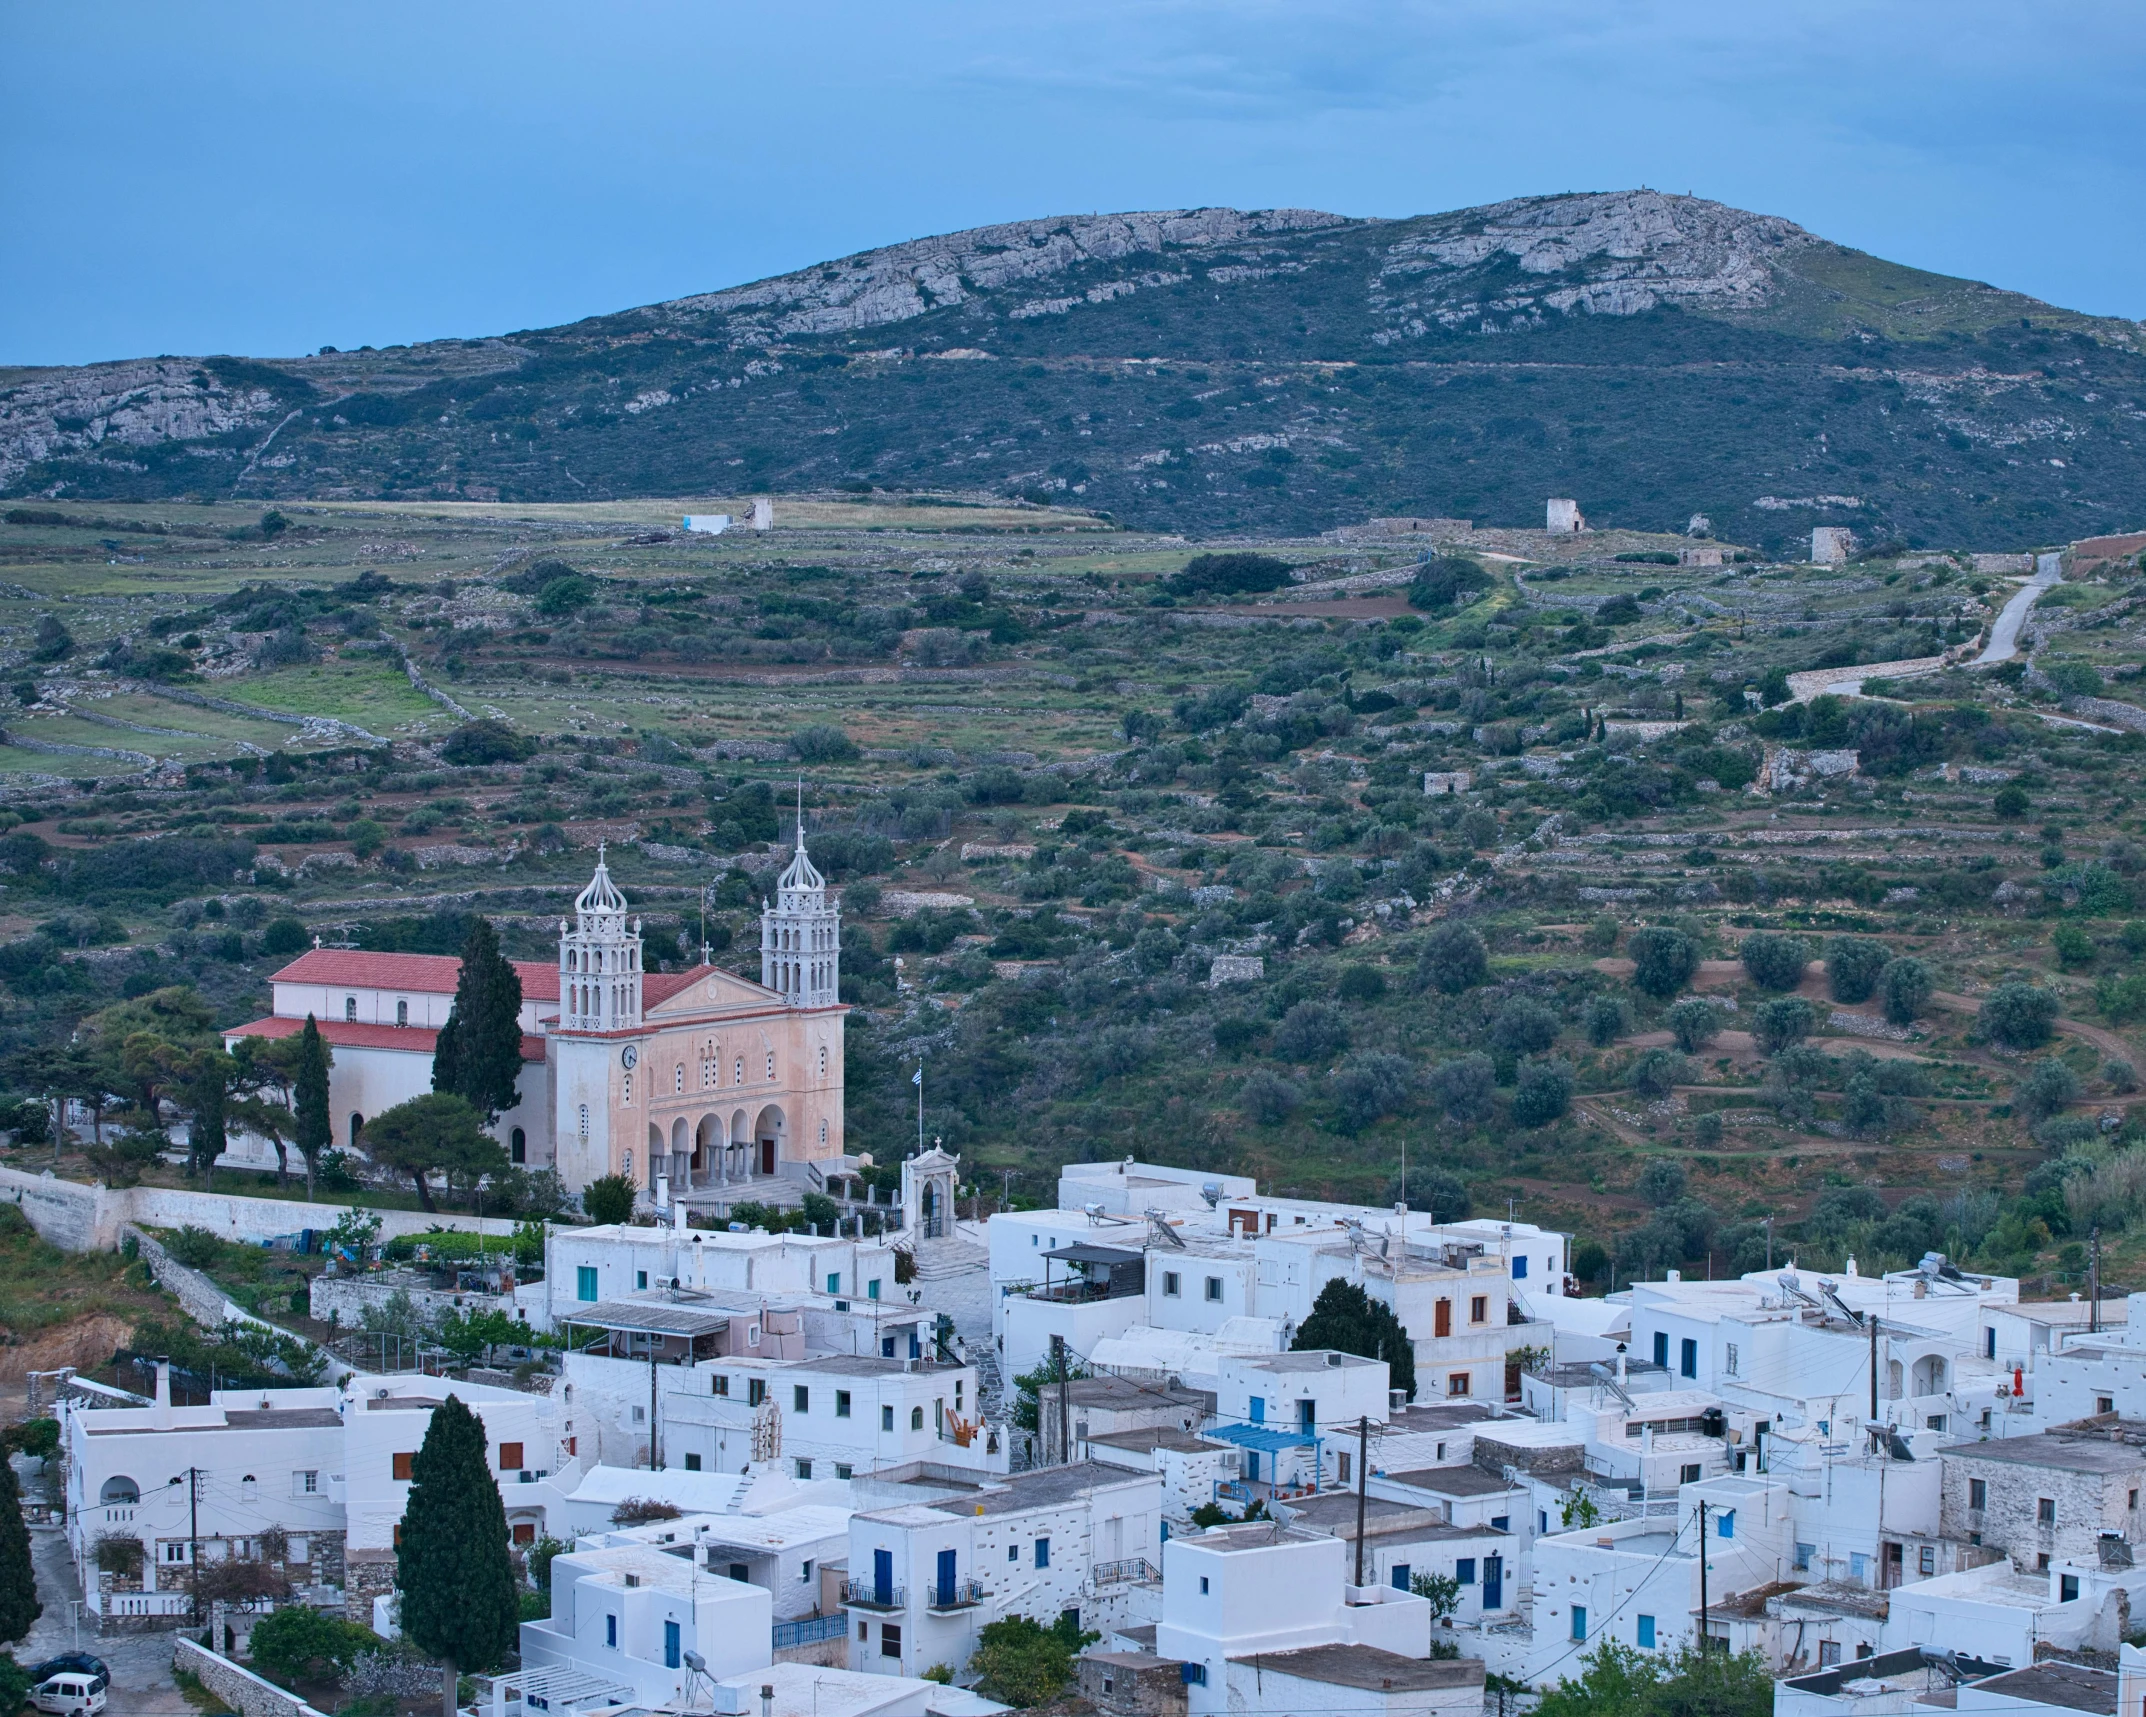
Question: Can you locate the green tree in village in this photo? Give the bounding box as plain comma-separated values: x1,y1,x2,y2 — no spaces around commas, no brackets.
1533,1641,1772,1717
294,1015,333,1196
432,918,526,1121
397,1395,518,1717
361,1093,503,1212
229,1033,306,1191
1292,1278,1416,1401
0,1457,40,1641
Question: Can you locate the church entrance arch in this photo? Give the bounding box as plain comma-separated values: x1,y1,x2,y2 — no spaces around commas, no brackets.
753,1104,785,1177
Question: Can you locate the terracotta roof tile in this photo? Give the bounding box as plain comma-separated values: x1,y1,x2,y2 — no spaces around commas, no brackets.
269,949,561,1002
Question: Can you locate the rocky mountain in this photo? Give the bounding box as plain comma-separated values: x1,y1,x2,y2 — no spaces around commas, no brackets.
6,191,2144,549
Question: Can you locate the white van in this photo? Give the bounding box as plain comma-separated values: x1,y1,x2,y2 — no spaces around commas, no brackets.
31,1673,106,1716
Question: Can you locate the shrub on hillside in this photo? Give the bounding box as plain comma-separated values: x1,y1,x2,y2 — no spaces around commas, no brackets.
1740,932,1812,992
1628,927,1699,998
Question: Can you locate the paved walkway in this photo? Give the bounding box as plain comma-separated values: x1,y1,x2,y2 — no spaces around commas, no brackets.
18,1518,192,1715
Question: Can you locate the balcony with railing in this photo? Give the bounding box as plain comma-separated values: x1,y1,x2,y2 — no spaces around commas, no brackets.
1092,1558,1161,1589
842,1578,906,1611
925,1577,986,1612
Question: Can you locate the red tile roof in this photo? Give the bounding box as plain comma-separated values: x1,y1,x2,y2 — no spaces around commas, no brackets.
644,967,713,1008
226,1016,546,1063
269,949,561,1003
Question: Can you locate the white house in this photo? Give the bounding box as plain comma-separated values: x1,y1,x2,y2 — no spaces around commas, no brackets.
519,1533,772,1708
1152,1521,1436,1717
845,1462,1163,1679
62,1366,576,1617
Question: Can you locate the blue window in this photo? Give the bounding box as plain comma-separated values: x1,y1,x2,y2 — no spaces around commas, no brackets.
1637,1614,1655,1649
1455,1559,1475,1585
1248,1396,1265,1425
1181,1664,1206,1686
1652,1332,1669,1368
1716,1510,1736,1540
1571,1605,1587,1643
827,1272,841,1295
578,1266,599,1302
1538,1510,1548,1535
1391,1564,1411,1591
1681,1338,1699,1379
606,1614,618,1649
664,1619,680,1669
636,1270,648,1290
1512,1255,1528,1279
1035,1538,1050,1569
1491,1516,1509,1533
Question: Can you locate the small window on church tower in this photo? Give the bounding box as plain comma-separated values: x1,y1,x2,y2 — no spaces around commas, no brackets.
766,1052,776,1081
578,1104,589,1138
622,1073,633,1105
735,1058,744,1086
675,1065,684,1094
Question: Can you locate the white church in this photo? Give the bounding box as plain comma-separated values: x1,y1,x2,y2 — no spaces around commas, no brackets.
226,837,849,1208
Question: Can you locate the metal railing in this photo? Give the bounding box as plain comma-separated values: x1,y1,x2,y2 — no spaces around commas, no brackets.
842,1579,906,1611
773,1614,849,1650
1092,1558,1161,1588
925,1578,986,1611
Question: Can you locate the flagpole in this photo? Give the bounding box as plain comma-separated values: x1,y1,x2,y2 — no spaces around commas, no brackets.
915,1063,924,1158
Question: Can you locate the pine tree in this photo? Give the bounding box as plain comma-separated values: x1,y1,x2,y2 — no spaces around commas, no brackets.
294,1015,332,1200
433,919,525,1121
0,1456,41,1641
397,1395,517,1714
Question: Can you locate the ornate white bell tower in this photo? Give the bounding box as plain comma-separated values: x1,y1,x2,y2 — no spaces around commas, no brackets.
560,846,643,1031
761,808,840,1009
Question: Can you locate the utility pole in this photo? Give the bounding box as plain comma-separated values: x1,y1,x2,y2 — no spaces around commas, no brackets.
1869,1314,1879,1425
170,1467,204,1627
1353,1416,1370,1589
1051,1335,1069,1467
1763,1216,1774,1271
1696,1499,1709,1654
649,1347,661,1470
2090,1227,2102,1334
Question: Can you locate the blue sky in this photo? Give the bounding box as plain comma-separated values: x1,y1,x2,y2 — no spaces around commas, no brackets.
3,1,2142,366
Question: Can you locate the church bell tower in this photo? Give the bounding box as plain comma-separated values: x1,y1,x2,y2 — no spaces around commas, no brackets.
761,807,840,1009
560,846,642,1031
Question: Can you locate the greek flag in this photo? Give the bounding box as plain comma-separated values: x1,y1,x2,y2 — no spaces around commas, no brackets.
913,1067,923,1086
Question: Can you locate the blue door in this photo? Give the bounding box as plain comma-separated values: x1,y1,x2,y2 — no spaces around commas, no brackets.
936,1549,957,1608
664,1619,680,1669
1483,1554,1503,1609
873,1548,893,1606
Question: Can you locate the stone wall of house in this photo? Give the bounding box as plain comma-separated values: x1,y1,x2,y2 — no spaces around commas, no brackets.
1939,1448,2142,1569
308,1271,515,1329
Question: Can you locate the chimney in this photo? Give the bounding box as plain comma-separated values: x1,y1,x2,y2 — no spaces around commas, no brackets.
761,1686,774,1717
675,1199,689,1234
151,1358,175,1426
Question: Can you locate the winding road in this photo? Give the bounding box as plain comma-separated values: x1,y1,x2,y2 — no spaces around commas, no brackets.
1975,552,2064,665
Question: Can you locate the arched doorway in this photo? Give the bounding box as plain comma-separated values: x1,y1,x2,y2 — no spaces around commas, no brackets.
349,1112,364,1149
753,1105,785,1178
729,1109,748,1180
694,1115,719,1185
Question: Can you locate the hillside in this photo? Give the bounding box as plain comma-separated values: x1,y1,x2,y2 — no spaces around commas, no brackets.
6,191,2146,550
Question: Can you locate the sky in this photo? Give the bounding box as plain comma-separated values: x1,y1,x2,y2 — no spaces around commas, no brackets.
4,1,2144,367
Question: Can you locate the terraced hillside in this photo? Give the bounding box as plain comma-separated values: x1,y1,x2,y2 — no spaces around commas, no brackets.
2,494,2146,1301
7,193,2146,551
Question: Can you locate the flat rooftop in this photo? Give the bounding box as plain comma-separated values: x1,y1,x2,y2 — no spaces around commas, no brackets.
1051,1375,1208,1410
1970,1661,2118,1715
1381,1466,1520,1497
1939,1427,2146,1475
1240,1350,1382,1373
1227,1644,1484,1692
925,1461,1142,1518
1089,1429,1225,1456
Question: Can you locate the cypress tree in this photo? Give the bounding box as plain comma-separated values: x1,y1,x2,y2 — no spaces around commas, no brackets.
1292,1278,1417,1402
294,1015,332,1200
0,1457,41,1641
397,1396,516,1714
433,918,524,1122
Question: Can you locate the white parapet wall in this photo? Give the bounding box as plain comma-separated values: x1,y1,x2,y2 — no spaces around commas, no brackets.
0,1164,523,1252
